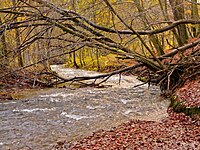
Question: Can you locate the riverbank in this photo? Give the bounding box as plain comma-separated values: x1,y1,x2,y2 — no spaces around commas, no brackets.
63,81,199,150
50,67,200,149
53,96,200,150
172,75,200,120
60,108,199,150
0,66,51,100
0,66,199,149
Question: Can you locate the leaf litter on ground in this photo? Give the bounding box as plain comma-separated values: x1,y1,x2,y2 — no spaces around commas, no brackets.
53,108,199,150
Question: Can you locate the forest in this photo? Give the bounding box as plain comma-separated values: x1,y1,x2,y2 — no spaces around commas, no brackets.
0,0,200,149
0,0,199,94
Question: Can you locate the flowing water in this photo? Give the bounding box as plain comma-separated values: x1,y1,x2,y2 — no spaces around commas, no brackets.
0,65,170,150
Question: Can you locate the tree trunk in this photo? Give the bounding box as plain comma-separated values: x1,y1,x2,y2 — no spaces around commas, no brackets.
0,18,9,67
191,0,200,37
12,0,24,67
134,0,164,55
70,0,79,68
169,0,189,46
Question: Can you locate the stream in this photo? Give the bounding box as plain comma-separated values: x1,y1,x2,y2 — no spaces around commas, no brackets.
0,65,170,150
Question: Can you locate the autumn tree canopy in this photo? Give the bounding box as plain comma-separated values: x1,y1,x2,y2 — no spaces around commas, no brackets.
0,0,200,95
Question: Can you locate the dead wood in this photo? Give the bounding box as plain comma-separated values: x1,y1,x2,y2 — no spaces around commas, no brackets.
38,63,143,87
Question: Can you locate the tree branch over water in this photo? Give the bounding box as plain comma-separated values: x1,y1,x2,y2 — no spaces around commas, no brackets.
0,0,200,97
43,63,143,86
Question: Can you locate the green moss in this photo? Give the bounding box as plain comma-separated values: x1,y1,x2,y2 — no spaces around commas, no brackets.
137,76,147,82
170,96,200,120
0,83,5,89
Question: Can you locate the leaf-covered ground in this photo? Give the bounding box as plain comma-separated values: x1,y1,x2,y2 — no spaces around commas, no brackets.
1,65,199,150
52,73,200,150
175,76,200,108
54,108,199,150
56,75,200,150
0,67,50,100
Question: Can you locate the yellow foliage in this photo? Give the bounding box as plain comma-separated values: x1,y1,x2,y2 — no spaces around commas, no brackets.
65,53,135,72
185,9,191,15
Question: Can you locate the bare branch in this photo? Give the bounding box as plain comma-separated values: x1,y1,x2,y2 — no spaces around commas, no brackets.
159,38,200,59
47,63,143,86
